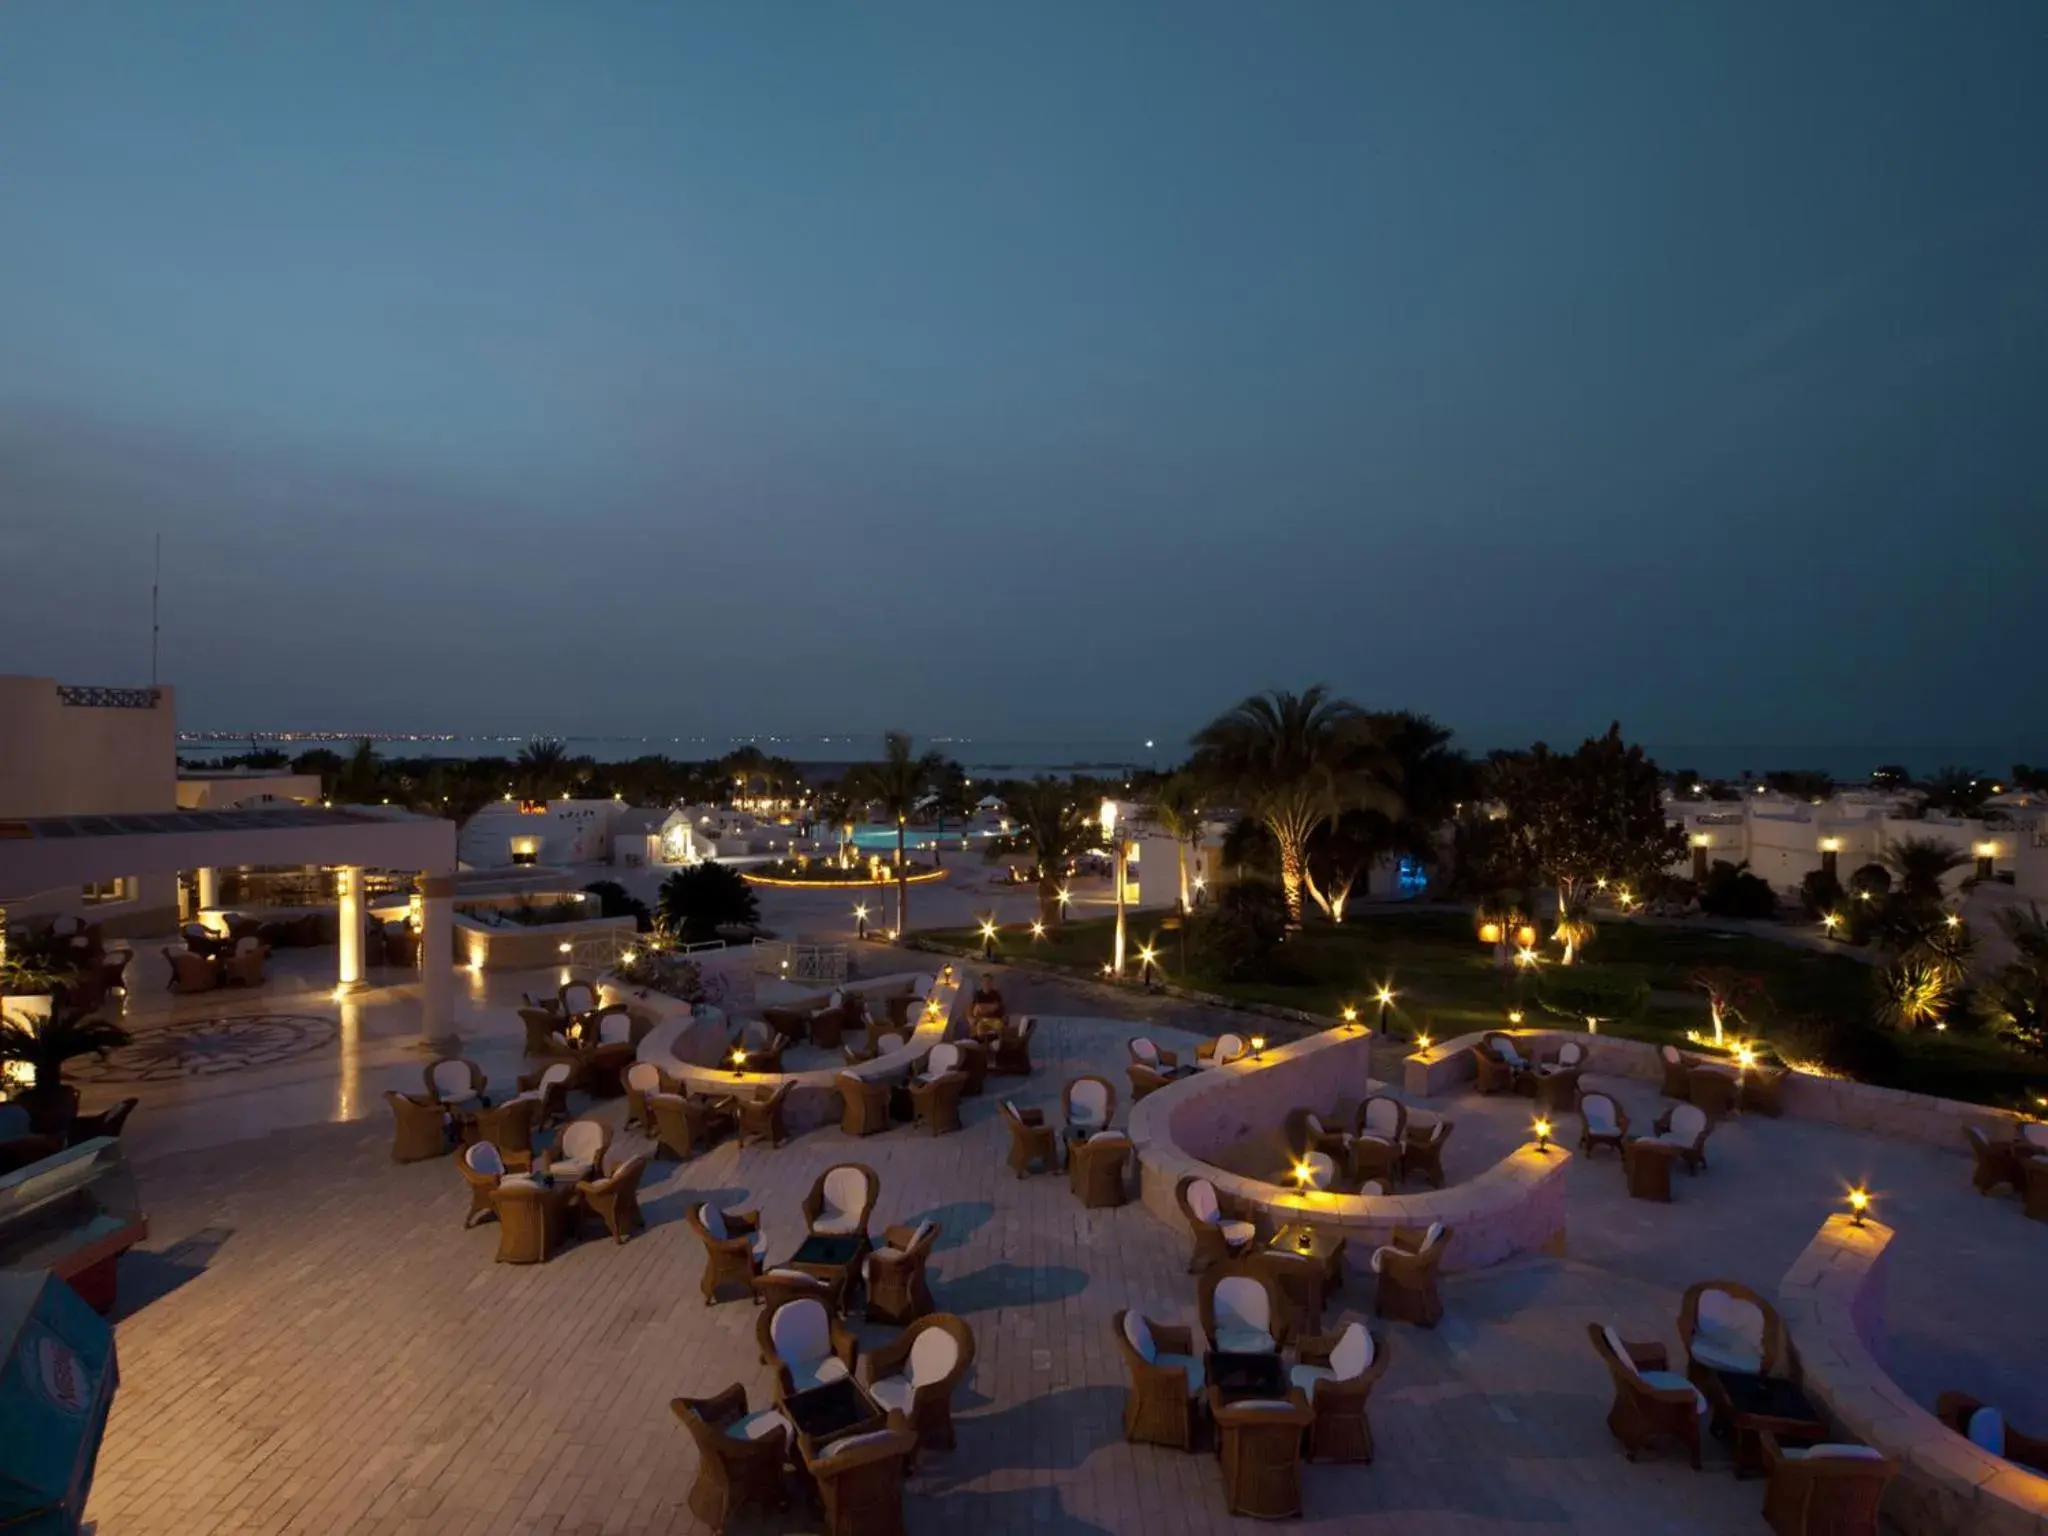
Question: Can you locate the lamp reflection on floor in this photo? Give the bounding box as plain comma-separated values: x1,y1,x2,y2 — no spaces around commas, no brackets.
333,996,363,1124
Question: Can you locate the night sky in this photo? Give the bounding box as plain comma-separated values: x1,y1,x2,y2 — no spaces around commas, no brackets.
2,4,2042,764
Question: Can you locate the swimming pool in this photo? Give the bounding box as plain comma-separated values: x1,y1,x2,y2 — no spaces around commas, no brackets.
846,824,999,852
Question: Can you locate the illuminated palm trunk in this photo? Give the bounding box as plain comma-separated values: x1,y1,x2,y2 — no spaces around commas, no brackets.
1112,840,1128,975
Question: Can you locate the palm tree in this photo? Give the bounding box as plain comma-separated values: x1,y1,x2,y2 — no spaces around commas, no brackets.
337,737,381,803
1002,779,1093,925
848,731,944,931
1978,903,2048,1054
1882,836,1971,907
517,737,570,800
1147,772,1206,913
1192,686,1398,929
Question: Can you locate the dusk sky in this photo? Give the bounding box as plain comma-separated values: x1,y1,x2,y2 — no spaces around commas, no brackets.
2,4,2042,766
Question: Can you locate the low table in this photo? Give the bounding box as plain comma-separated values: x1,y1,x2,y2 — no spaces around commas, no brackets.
1708,1370,1825,1478
783,1375,885,1459
1206,1350,1287,1407
1267,1224,1345,1297
1623,1139,1680,1202
786,1232,867,1297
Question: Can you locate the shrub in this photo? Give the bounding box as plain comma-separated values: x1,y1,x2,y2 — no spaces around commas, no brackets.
1799,868,1843,919
657,863,761,943
1535,967,1649,1026
1699,860,1777,920
1848,863,1891,899
1190,879,1290,981
584,880,653,932
1771,1014,1901,1082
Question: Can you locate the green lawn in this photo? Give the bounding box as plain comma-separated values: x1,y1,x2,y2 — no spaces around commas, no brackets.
919,907,2048,1111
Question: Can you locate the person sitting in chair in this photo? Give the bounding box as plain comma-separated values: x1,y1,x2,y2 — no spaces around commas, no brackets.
967,974,1008,1034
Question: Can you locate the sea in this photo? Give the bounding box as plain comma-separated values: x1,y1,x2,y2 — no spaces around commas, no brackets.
173,731,2048,784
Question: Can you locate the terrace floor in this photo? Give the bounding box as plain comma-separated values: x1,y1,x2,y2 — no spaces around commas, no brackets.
73,956,2048,1534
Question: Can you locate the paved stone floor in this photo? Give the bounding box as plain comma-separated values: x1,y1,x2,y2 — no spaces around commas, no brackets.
75,954,2048,1534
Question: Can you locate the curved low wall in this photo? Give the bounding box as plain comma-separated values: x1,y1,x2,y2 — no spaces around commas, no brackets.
1406,1027,2032,1153
614,968,963,1134
1130,1027,1570,1275
1779,1215,2048,1536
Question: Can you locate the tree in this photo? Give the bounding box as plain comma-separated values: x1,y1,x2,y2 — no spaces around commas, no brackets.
1304,711,1470,921
926,758,973,865
1918,767,1992,817
848,731,944,931
1147,772,1206,914
1976,903,2048,1055
1190,879,1290,981
336,738,382,803
1764,769,1834,801
583,880,652,932
517,738,570,800
1699,860,1777,920
1689,967,1766,1047
1882,836,1971,907
656,864,760,943
999,779,1093,925
1491,724,1686,962
1869,764,1910,792
1191,686,1398,929
0,1003,131,1103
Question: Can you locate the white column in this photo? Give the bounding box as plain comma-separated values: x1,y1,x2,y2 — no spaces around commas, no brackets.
418,872,453,1037
195,865,219,912
336,865,364,992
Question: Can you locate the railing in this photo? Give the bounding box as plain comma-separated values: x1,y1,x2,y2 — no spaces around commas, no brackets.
55,685,161,709
750,938,848,983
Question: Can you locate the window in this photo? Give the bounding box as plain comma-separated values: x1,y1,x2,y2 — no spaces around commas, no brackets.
82,877,135,906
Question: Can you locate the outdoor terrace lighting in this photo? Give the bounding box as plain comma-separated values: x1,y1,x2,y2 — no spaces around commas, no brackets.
1533,1117,1552,1154
1290,1158,1317,1190
854,904,869,939
1821,912,1841,933
1846,1186,1870,1227
979,919,998,959
621,949,638,967
1515,948,1537,968
1415,1032,1433,1053
1030,920,1047,940
1341,1004,1359,1027
1250,1035,1266,1058
1734,1043,1756,1069
1057,887,1073,911
1507,1009,1524,1025
558,942,572,955
730,1048,747,1070
1945,913,1961,930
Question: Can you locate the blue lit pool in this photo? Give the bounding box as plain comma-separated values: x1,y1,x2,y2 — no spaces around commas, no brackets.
846,824,999,852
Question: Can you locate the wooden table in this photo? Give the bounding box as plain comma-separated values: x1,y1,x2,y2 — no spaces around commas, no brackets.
785,1232,867,1302
1704,1370,1825,1478
1206,1350,1287,1408
783,1375,884,1460
1264,1226,1345,1336
492,1179,578,1264
1267,1225,1344,1296
1623,1139,1680,1202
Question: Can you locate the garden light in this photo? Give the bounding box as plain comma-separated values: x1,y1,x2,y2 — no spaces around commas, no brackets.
1847,1186,1870,1226
1533,1117,1552,1153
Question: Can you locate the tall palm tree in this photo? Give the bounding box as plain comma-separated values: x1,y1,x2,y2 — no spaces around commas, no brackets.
1882,836,1971,907
1147,772,1206,914
1192,686,1398,929
517,737,570,800
849,731,944,931
338,737,381,803
1002,779,1093,926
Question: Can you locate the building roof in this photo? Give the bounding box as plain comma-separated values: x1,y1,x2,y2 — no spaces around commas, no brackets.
610,808,668,836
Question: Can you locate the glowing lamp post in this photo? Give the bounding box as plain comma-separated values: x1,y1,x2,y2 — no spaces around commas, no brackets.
1375,985,1395,1037
1532,1117,1552,1154
1846,1186,1871,1227
854,903,869,940
979,918,998,961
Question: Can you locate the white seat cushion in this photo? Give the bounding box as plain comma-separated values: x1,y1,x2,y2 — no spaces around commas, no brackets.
1638,1370,1710,1415
812,1212,862,1236
1422,1222,1444,1251
1602,1325,1639,1377
907,1329,959,1386
785,1355,850,1393
1358,1180,1386,1196
548,1158,593,1184
1185,1180,1222,1223
465,1144,504,1177
1690,1289,1767,1374
815,1422,893,1460
1583,1098,1619,1134
1220,1220,1255,1248
867,1374,915,1415
700,1203,728,1239
1362,1100,1403,1137
1123,1312,1157,1363
1369,1246,1398,1275
1212,1277,1270,1341
864,1247,903,1281
726,1409,791,1443
1155,1352,1205,1396
1781,1443,1883,1461
626,1062,661,1092
1214,1327,1276,1354
1328,1322,1373,1379
1290,1363,1334,1393
1966,1407,2005,1455
497,1173,541,1190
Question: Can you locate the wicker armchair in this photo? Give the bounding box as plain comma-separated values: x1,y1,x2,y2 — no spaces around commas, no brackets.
1661,1044,1693,1099
751,1266,845,1322
458,1141,512,1225
764,1295,860,1397
514,1060,577,1128
559,979,599,1017
424,1057,489,1109
1371,1223,1450,1327
163,947,220,993
1177,1175,1255,1271
1128,1036,1180,1071
490,1179,566,1264
1686,1067,1740,1119
1199,1258,1291,1353
1934,1392,2048,1473
731,1081,793,1148
1402,1118,1453,1188
671,1383,791,1533
804,1163,880,1240
1347,1132,1403,1188
622,1061,666,1132
1964,1126,2024,1196
1588,1323,1705,1467
2026,1157,2048,1221
1355,1095,1408,1145
1067,1131,1131,1208
650,1091,734,1161
804,1415,918,1536
385,1090,448,1162
809,1004,847,1050
907,1070,966,1136
1128,1063,1171,1103
1650,1102,1715,1174
1195,1031,1248,1068
951,1037,988,1097
1471,1044,1518,1095
1062,1074,1117,1137
1678,1279,1784,1384
689,1201,765,1304
519,1006,564,1056
863,1312,975,1449
991,1017,1036,1076
763,1005,809,1043
1291,1321,1391,1463
731,1021,787,1074
1284,1104,1349,1160
865,1221,940,1324
836,1073,893,1136
1113,1310,1204,1450
1210,1389,1314,1519
1758,1434,1897,1535
1001,1099,1057,1176
221,937,267,987
576,1152,647,1243
471,1097,538,1171
1742,1063,1789,1117
540,1118,612,1183
1578,1092,1630,1158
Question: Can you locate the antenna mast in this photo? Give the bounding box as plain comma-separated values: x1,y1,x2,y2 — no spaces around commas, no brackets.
151,534,161,686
